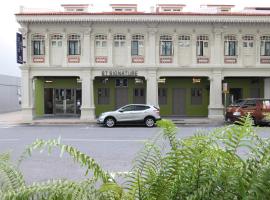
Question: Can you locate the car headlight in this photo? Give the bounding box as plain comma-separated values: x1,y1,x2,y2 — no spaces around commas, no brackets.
233,111,241,116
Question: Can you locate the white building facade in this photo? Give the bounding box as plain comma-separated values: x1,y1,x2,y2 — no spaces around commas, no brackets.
15,4,270,121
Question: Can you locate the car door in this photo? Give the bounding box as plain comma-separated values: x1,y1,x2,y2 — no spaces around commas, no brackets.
117,105,135,122
131,105,148,121
241,100,257,116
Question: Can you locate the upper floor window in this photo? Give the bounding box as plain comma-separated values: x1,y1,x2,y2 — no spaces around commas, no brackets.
68,34,81,55
178,35,190,47
32,34,45,55
114,34,126,47
131,34,144,56
243,35,254,48
51,34,63,47
160,35,173,56
196,35,209,56
260,36,270,56
224,35,237,56
95,34,107,47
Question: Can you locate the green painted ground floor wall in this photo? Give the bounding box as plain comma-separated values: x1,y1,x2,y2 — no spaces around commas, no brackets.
34,77,265,117
35,77,81,116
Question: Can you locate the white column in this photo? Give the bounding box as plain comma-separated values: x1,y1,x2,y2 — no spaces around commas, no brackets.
108,30,113,66
62,31,68,66
148,28,157,65
80,72,95,121
208,71,224,120
146,71,158,106
83,28,91,65
127,31,132,66
21,69,34,121
213,28,222,66
173,32,178,65
255,33,261,65
191,32,197,65
90,33,95,66
264,78,270,98
45,31,50,66
237,32,242,66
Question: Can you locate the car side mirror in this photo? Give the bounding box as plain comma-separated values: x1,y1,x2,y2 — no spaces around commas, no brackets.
119,109,124,113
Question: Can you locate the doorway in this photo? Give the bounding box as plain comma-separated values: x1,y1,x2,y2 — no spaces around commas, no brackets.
172,88,186,116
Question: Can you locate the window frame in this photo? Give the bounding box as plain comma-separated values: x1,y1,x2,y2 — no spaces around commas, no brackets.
68,34,81,55
131,34,144,56
224,35,238,56
260,36,270,56
160,35,173,56
196,35,209,57
32,34,45,56
114,34,126,48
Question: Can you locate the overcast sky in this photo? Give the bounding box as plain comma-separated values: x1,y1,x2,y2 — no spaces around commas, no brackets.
1,0,269,77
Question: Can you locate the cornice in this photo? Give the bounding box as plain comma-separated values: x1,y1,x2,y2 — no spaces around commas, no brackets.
16,14,270,24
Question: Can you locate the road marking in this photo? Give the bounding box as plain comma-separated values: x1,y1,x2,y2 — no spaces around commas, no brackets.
0,139,19,142
0,124,18,129
63,138,146,142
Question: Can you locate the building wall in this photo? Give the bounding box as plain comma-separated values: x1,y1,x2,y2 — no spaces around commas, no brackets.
0,75,21,113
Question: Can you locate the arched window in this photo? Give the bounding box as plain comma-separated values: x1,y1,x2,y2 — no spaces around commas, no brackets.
160,35,173,56
260,36,270,56
114,34,126,47
32,34,45,55
224,35,237,56
68,34,81,55
196,35,209,56
131,34,144,56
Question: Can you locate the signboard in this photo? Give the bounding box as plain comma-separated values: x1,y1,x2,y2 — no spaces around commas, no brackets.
223,83,228,93
101,70,138,77
16,33,23,64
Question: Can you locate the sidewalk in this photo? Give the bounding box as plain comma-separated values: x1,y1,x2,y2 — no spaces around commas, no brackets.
0,111,225,126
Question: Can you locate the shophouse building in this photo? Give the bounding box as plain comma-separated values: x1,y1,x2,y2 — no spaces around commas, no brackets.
15,4,270,121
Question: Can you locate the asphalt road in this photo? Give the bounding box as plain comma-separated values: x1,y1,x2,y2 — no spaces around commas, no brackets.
0,123,269,184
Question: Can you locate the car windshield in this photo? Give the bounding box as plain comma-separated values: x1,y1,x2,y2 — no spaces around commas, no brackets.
229,100,245,107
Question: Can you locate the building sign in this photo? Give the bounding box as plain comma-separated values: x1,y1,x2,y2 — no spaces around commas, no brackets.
16,32,23,64
101,70,138,77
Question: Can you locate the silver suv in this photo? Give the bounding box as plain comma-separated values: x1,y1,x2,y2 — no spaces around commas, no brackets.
97,104,161,127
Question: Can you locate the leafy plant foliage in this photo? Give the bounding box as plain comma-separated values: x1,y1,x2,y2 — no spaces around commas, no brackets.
1,116,270,199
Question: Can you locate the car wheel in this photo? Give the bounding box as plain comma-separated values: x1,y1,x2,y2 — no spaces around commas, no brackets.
145,117,155,127
105,117,115,128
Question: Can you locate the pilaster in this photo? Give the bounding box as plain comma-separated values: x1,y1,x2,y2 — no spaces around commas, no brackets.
173,32,178,65
83,28,91,65
213,28,222,66
208,71,224,120
127,30,132,66
62,30,68,66
264,78,270,99
19,27,28,66
191,31,197,65
146,71,158,106
108,29,113,66
45,31,50,66
80,72,95,121
148,28,157,66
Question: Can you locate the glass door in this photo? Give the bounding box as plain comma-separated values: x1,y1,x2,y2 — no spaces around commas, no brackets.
54,89,76,115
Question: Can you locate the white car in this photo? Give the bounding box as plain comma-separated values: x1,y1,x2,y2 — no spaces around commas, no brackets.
97,104,161,127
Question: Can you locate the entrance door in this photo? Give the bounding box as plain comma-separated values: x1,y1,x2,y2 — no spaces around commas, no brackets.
50,38,63,65
54,89,76,115
133,88,145,104
44,88,53,114
115,88,128,109
172,88,186,116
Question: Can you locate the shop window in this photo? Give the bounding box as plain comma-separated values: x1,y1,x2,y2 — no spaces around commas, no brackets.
260,36,270,56
191,88,202,105
134,88,144,97
98,88,110,104
243,35,254,48
224,35,237,56
158,88,167,105
32,34,45,55
68,34,81,55
160,35,173,56
115,78,128,87
196,35,209,56
131,34,144,56
178,35,190,47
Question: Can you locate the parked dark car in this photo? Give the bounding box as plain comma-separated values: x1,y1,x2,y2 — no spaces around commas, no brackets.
225,98,270,125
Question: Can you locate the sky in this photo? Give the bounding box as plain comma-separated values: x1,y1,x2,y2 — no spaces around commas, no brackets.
1,0,270,77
